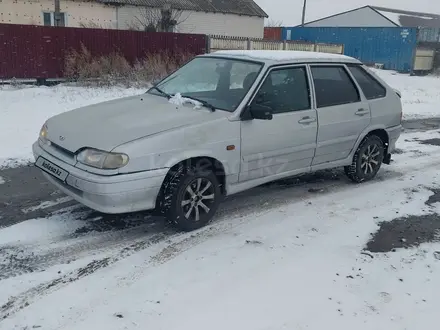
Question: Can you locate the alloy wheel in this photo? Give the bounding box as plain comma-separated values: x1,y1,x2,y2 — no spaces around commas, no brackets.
181,177,216,222
361,144,381,175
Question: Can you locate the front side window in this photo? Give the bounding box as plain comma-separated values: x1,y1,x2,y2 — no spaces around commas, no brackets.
251,66,311,114
347,65,386,100
311,66,360,108
150,57,263,112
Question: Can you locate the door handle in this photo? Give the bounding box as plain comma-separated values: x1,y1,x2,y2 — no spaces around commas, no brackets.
355,108,370,116
298,116,317,124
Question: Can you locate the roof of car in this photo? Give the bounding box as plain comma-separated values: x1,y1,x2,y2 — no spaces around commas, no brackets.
203,50,361,65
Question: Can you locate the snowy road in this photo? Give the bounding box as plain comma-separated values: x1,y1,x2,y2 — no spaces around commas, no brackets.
2,69,440,329
1,125,440,329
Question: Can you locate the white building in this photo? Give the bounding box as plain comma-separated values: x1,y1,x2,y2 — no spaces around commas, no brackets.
0,0,117,28
301,5,440,28
0,0,268,38
104,0,267,38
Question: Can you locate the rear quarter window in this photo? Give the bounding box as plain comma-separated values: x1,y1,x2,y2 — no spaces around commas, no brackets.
347,65,387,100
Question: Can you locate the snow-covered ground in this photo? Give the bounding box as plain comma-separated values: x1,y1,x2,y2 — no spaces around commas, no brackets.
1,69,440,168
0,84,143,168
1,129,440,329
1,69,440,329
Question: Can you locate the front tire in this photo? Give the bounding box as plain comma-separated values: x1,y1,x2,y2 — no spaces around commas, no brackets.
161,166,221,232
345,135,384,183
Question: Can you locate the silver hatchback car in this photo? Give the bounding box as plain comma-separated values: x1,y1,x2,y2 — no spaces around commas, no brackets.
33,50,402,231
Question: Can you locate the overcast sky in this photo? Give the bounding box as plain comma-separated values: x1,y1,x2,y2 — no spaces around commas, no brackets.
255,0,440,26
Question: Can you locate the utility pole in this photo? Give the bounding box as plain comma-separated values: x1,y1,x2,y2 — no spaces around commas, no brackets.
54,0,61,26
301,0,307,26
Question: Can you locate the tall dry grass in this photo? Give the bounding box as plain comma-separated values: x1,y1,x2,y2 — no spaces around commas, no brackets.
64,44,194,87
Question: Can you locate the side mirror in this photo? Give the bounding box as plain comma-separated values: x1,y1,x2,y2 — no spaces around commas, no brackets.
248,103,273,120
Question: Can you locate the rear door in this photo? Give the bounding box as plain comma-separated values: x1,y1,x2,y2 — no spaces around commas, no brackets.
309,65,371,165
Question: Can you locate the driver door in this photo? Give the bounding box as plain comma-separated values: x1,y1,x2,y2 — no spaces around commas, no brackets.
239,65,318,182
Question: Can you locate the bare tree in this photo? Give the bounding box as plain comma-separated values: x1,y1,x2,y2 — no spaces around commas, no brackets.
131,4,189,32
265,18,283,27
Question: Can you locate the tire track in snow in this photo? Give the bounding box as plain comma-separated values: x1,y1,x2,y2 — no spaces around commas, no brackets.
0,211,170,281
0,232,170,320
0,170,349,320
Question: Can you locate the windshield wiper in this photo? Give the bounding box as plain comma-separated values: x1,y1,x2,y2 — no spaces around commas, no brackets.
181,95,216,112
149,86,171,99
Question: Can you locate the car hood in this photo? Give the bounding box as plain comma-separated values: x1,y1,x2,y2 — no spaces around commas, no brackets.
45,93,228,152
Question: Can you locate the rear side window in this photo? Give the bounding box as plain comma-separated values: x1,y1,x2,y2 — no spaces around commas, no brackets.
311,66,360,108
347,65,386,100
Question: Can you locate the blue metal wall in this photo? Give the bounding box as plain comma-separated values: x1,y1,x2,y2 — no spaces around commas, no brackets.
282,27,417,72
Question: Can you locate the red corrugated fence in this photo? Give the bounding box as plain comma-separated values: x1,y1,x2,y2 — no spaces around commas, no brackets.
264,27,282,41
0,24,207,79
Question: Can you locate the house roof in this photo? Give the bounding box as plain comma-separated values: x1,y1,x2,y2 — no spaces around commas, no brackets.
371,6,440,28
298,6,398,27
300,5,440,28
99,0,268,18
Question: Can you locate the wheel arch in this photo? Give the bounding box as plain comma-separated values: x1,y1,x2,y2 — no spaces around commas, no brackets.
353,126,390,156
365,129,389,149
155,156,227,211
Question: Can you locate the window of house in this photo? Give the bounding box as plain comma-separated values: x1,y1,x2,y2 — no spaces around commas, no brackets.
43,12,51,26
252,66,311,114
311,66,360,108
56,12,66,26
347,65,386,100
42,12,66,26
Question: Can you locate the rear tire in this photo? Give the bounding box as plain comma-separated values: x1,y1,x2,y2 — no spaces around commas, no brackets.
345,135,384,183
160,166,221,232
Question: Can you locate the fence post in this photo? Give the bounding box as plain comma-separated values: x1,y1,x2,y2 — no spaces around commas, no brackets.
247,38,251,50
206,35,211,53
313,43,317,52
410,28,419,75
283,40,287,50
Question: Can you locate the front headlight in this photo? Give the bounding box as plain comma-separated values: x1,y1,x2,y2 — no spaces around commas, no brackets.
77,148,129,169
39,123,48,142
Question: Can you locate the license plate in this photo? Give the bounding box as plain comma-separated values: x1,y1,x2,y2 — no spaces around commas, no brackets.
35,157,69,181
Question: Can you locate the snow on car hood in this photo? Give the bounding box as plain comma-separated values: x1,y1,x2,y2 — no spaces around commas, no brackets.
45,93,227,153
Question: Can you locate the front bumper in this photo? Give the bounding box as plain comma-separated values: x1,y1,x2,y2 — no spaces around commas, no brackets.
32,141,168,214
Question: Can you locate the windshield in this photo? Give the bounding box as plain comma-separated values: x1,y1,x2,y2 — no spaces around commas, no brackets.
148,57,263,112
